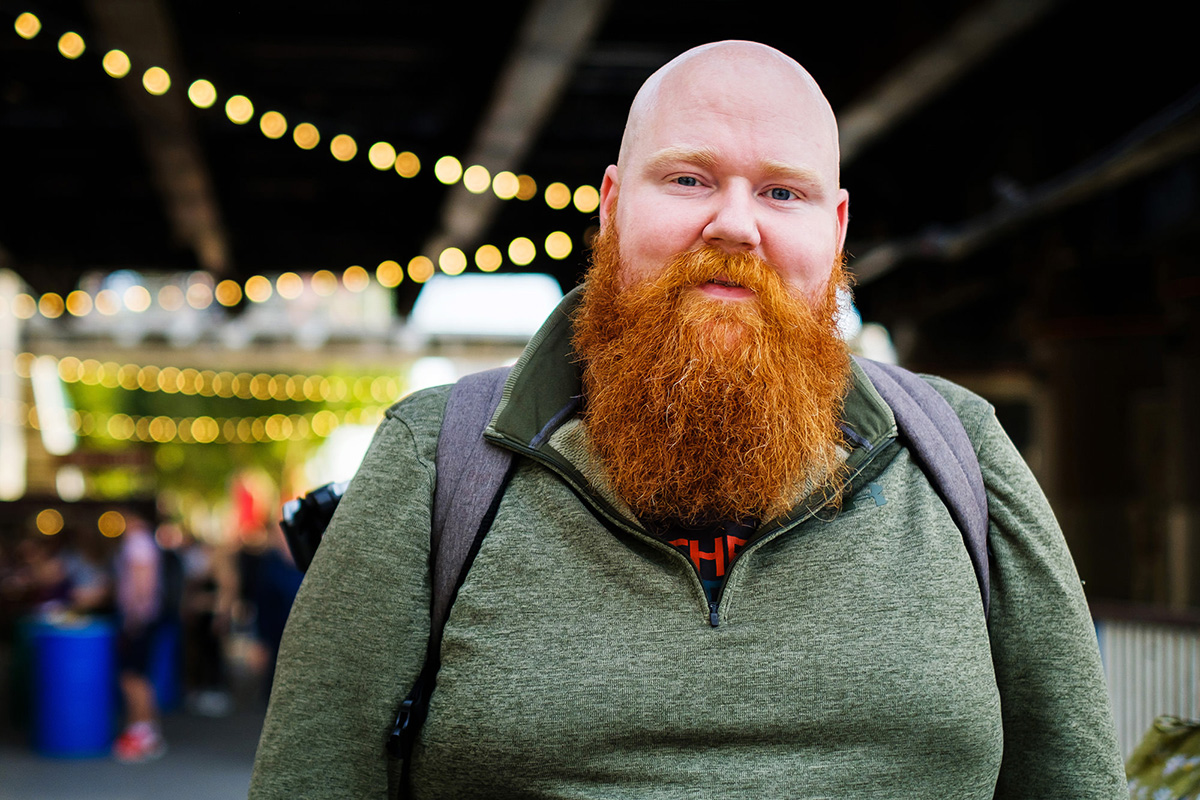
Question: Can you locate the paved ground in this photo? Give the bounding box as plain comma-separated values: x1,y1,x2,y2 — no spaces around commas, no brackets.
0,632,269,800
0,701,265,800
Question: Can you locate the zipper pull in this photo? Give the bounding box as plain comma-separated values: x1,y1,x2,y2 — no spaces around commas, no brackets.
708,601,720,627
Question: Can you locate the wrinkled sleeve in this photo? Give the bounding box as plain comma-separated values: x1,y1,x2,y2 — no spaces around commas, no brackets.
960,401,1126,798
249,392,444,799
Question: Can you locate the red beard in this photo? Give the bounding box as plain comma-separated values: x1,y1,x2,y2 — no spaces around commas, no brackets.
572,224,852,525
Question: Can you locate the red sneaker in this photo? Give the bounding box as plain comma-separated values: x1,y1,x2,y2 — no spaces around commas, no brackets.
113,725,167,763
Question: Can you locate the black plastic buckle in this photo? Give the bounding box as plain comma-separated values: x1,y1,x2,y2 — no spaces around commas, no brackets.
387,697,416,756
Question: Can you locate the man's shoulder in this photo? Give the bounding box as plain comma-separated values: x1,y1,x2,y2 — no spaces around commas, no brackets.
889,369,997,443
384,383,454,432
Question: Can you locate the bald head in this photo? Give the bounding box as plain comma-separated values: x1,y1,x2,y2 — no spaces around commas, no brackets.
616,41,841,183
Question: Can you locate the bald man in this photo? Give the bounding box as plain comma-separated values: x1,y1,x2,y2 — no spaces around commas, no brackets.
251,42,1126,798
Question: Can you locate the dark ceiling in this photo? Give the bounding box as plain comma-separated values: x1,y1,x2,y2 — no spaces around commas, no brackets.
2,0,1198,369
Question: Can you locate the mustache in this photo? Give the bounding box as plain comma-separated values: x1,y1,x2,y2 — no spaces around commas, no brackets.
652,246,781,296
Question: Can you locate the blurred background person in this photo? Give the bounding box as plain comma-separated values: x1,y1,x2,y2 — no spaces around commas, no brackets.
180,528,236,717
112,510,167,763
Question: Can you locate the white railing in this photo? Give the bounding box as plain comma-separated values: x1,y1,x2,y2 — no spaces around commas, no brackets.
1095,609,1200,758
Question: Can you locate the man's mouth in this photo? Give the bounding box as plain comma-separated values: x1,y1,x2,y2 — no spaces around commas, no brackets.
708,277,742,288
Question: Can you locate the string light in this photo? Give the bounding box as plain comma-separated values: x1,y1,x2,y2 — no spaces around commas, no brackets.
475,244,502,273
57,32,85,59
143,67,171,96
293,122,320,150
5,20,612,305
408,256,435,284
225,95,254,125
462,165,491,194
544,182,572,210
102,50,131,79
14,12,41,39
545,231,573,260
15,17,597,225
342,265,369,292
188,79,217,109
260,111,288,139
11,396,391,445
375,260,403,288
438,248,467,276
394,151,420,178
434,156,463,185
508,237,536,267
368,142,396,171
492,171,520,200
573,185,600,214
12,352,405,408
330,134,357,162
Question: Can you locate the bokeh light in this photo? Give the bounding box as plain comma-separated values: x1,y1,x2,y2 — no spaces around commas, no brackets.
245,275,273,302
14,12,41,39
545,182,571,210
260,111,288,139
434,156,463,185
439,247,467,276
573,185,600,214
66,290,93,316
407,256,435,283
293,122,320,150
516,174,538,201
311,270,338,296
376,260,403,288
58,32,85,59
545,231,573,260
123,285,151,313
158,285,185,311
12,294,36,320
342,266,369,292
330,134,357,162
38,293,64,319
492,171,520,200
142,67,171,96
98,510,126,538
215,280,242,306
508,237,536,266
395,151,420,178
102,50,131,79
188,79,217,109
225,95,254,125
463,165,491,194
368,142,396,171
475,244,503,272
36,509,64,536
276,272,304,300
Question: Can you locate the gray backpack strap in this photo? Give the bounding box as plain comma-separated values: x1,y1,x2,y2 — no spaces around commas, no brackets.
390,366,515,776
430,365,514,638
853,356,991,617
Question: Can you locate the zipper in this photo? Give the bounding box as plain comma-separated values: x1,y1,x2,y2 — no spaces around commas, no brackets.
491,431,895,627
705,438,897,627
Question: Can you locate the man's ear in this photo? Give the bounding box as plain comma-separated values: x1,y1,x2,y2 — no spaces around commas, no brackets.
835,188,850,253
599,164,620,228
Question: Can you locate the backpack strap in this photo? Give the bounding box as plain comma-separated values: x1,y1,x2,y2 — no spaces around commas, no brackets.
389,366,516,780
852,356,991,617
430,366,515,638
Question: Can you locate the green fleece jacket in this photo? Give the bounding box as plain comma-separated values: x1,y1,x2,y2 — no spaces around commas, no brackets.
250,290,1126,798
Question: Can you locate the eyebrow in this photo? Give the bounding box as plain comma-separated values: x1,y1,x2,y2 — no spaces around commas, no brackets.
642,146,829,194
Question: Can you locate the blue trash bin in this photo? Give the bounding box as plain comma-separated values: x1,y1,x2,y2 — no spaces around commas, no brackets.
31,617,118,757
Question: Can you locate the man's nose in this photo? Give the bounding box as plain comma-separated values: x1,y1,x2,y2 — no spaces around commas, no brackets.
702,186,761,252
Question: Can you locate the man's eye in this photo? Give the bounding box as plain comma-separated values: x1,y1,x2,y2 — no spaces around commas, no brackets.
674,176,700,187
768,187,796,201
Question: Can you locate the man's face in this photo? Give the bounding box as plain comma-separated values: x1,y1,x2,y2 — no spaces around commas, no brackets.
599,47,849,305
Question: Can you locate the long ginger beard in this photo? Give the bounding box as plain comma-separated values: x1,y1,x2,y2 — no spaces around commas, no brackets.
572,225,852,527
